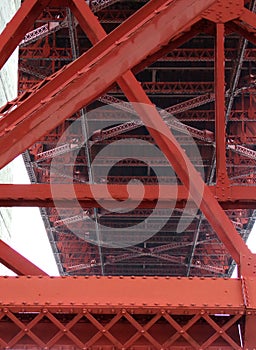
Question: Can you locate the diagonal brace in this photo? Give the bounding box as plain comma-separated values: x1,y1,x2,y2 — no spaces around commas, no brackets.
69,0,255,271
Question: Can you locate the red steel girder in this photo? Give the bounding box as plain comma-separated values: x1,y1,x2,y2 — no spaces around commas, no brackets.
0,276,243,309
111,81,214,94
0,240,47,276
215,23,229,184
0,0,53,70
0,276,247,349
18,80,216,95
227,20,256,46
239,7,256,30
19,46,72,60
151,47,256,62
19,79,215,94
1,184,256,210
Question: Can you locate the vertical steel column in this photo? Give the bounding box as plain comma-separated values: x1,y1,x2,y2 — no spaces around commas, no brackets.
244,315,256,349
215,23,230,186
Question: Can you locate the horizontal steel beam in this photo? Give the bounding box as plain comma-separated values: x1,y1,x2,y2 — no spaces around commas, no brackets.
0,275,243,311
0,184,255,209
0,276,247,349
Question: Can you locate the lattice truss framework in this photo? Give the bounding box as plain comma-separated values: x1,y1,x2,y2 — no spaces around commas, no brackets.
1,0,256,348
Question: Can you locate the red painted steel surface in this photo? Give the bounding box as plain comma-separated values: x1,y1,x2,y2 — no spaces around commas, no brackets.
0,0,256,347
0,276,248,349
0,0,254,275
0,184,256,209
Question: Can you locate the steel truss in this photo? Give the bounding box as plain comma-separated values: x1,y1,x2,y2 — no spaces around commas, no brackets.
0,0,256,348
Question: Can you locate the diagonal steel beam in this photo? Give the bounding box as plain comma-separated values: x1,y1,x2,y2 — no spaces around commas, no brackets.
0,0,53,70
133,21,206,74
227,21,256,46
239,7,256,29
0,240,47,276
0,0,215,168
